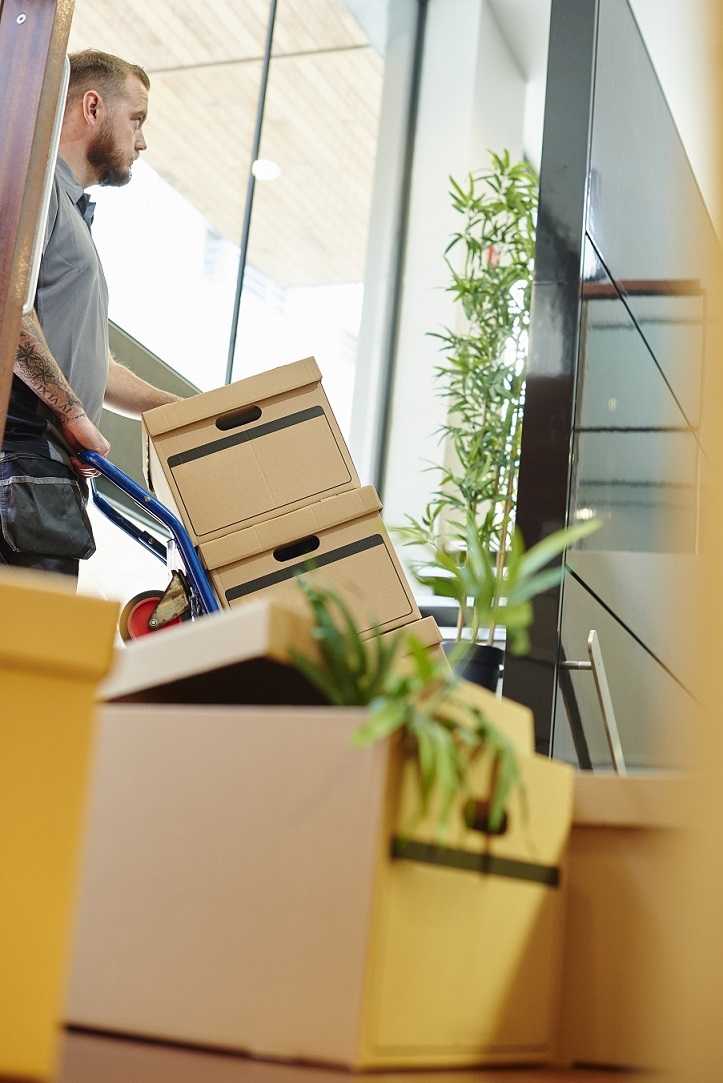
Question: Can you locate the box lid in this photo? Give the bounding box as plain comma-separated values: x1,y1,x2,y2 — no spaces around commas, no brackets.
572,772,684,829
143,357,322,438
200,485,382,571
0,570,118,681
381,616,442,651
101,599,318,701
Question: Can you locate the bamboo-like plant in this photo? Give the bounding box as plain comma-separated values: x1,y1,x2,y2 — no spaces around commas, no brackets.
398,150,539,645
291,514,598,829
290,579,519,831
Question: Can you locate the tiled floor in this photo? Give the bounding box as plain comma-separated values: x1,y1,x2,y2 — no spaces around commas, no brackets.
56,1030,653,1083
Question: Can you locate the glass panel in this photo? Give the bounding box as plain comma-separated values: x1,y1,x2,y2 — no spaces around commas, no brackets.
565,238,699,694
68,1,270,390
588,0,714,407
553,574,690,770
231,0,417,437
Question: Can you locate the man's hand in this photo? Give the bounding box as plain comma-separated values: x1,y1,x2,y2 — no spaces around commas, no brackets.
61,412,111,477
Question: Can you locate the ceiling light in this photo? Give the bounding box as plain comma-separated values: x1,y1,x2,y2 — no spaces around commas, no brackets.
252,159,282,181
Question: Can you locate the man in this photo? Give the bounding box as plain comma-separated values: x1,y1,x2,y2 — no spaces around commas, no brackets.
1,49,179,578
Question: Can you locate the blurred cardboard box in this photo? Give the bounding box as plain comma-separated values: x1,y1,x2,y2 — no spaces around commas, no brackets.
143,358,358,545
0,571,117,1082
67,700,572,1068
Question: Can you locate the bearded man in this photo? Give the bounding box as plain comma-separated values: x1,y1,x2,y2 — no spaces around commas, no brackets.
1,49,179,578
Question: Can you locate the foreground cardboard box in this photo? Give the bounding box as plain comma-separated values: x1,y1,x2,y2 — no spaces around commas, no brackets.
200,486,420,635
0,572,117,1082
143,357,359,545
558,773,684,1070
67,702,572,1068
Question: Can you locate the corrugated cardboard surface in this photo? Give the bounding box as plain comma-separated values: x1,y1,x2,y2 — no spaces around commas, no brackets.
143,357,321,437
67,706,386,1066
143,362,358,544
360,750,573,1066
1,574,118,1081
558,774,684,1069
202,498,420,636
0,568,117,680
200,486,381,569
67,703,572,1068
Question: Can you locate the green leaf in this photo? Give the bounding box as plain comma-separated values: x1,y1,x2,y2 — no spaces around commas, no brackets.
517,519,600,579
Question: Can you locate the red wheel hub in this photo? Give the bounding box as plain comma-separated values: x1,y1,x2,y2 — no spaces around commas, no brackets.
120,591,183,642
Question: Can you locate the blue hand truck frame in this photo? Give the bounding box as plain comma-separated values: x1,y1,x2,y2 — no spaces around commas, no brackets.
78,450,220,624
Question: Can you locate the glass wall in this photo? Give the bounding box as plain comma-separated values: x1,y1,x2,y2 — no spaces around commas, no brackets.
69,0,417,433
68,1,269,390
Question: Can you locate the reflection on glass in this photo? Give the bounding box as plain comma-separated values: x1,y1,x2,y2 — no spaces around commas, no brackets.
69,1,269,389
553,576,690,770
570,239,701,557
233,0,410,436
588,0,713,321
558,239,702,763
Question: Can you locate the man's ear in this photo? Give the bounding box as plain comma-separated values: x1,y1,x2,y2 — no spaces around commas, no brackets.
81,89,104,127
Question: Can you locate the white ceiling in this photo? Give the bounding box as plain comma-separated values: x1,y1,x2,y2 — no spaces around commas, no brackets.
69,0,384,286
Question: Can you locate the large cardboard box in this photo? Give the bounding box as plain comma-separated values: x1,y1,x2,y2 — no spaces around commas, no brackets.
143,357,359,544
557,773,684,1070
0,572,118,1082
67,702,572,1068
199,485,420,635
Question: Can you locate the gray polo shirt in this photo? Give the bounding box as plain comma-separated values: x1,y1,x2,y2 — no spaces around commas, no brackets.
37,157,110,425
5,157,109,456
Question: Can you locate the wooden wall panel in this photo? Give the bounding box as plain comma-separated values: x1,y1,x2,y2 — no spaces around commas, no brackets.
0,0,74,442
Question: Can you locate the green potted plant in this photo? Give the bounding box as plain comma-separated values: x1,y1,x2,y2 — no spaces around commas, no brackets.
398,150,539,690
291,511,598,832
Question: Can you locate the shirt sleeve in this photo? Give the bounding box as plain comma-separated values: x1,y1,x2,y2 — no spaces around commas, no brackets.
41,177,60,257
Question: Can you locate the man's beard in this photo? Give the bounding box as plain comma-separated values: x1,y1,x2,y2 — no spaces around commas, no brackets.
87,122,132,188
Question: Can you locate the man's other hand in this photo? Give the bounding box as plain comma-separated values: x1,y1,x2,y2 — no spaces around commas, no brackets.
61,413,111,477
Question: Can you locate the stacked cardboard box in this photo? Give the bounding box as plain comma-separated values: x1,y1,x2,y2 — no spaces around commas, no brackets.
143,356,426,644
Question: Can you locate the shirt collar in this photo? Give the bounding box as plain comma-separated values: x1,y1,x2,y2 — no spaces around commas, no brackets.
56,156,85,202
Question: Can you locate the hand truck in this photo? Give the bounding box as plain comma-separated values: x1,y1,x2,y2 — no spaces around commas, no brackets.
78,450,220,641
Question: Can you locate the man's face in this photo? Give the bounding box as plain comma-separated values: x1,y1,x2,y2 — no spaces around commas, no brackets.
87,74,148,188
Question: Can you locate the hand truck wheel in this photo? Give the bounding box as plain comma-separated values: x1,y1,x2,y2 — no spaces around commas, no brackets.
118,590,183,642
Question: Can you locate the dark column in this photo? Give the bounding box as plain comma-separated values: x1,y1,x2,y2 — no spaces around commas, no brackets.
502,0,598,753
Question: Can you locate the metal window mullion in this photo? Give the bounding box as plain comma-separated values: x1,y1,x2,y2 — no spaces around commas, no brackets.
224,0,279,385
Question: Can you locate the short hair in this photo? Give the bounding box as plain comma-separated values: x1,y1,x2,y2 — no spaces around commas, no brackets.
67,49,150,107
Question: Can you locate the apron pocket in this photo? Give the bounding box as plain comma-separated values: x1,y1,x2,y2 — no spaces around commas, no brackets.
0,453,96,560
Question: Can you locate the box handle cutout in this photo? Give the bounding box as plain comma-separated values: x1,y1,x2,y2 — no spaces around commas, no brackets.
463,799,509,837
216,405,262,431
273,534,321,562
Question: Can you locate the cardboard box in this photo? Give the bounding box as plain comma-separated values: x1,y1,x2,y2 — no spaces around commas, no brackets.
558,773,685,1070
143,357,359,544
199,486,420,635
67,701,572,1068
100,600,325,705
0,571,118,1082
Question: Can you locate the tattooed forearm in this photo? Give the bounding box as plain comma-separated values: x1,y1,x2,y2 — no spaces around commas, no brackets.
15,320,85,421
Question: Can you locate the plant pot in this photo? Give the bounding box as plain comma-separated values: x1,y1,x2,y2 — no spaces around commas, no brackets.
443,642,504,692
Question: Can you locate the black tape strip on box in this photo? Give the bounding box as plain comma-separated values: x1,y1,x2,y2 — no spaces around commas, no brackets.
391,837,561,888
168,405,326,468
225,534,386,602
